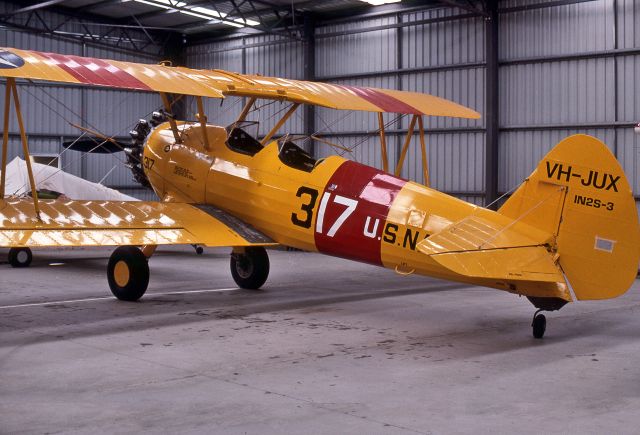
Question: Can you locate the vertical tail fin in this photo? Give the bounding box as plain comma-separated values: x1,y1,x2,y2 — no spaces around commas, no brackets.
499,134,639,300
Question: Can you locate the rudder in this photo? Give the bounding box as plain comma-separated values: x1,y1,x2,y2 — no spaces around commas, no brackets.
499,134,639,300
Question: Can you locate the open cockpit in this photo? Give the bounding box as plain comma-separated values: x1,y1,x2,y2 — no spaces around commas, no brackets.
223,121,319,172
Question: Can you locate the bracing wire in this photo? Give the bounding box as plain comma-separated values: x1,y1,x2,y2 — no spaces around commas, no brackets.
477,185,564,249
13,83,154,195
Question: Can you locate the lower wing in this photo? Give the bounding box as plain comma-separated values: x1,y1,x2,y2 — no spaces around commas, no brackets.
0,198,275,248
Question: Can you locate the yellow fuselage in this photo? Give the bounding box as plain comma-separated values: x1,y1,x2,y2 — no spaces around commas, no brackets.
143,122,563,299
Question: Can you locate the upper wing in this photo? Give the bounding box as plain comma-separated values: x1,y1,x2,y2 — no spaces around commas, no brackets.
0,47,479,118
0,47,224,98
0,198,275,248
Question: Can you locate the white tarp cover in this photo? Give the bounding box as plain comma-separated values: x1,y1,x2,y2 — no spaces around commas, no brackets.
1,157,137,201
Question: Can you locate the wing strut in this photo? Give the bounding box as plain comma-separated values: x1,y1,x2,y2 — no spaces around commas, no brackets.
159,92,182,144
1,78,41,219
235,96,257,126
195,96,210,151
395,114,418,176
417,116,430,187
1,81,10,197
261,103,300,145
377,112,389,173
384,114,430,187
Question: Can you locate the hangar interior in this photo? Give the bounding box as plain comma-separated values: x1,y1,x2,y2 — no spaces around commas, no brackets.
1,0,639,208
2,1,640,434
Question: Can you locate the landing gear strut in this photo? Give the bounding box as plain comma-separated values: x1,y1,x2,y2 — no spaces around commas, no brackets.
532,309,547,339
8,247,32,268
107,246,149,301
230,247,269,289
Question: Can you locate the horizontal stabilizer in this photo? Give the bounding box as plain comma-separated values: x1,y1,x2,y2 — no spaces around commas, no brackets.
417,215,549,254
422,246,563,282
417,215,562,282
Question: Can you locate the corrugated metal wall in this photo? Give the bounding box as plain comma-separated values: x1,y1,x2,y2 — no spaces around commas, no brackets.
2,1,639,208
314,8,486,203
0,2,160,200
184,0,639,210
499,0,640,211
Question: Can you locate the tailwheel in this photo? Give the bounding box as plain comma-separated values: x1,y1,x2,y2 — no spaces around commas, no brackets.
532,310,547,339
8,247,32,268
230,247,269,289
107,246,149,301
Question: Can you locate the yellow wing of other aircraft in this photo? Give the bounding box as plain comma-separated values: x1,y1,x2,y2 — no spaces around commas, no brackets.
0,47,479,118
0,199,274,248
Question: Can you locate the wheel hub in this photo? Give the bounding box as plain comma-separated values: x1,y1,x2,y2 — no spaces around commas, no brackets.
113,260,130,287
16,250,28,263
235,256,253,279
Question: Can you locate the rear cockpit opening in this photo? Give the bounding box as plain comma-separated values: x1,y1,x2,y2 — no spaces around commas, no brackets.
225,121,264,156
278,139,317,172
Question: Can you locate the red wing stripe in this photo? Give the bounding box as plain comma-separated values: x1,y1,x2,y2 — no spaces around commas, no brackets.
39,52,152,91
339,85,421,115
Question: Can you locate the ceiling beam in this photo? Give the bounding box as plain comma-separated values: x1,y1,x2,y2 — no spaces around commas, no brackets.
126,0,302,40
1,1,165,55
2,0,67,16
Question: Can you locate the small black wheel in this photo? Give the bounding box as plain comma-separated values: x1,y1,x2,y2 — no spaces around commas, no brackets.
195,246,204,255
107,246,149,301
8,247,32,268
532,313,546,339
230,247,269,289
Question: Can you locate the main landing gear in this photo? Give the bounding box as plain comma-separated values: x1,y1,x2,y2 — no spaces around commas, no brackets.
532,310,547,339
105,245,270,301
8,247,32,268
230,247,270,289
107,246,149,301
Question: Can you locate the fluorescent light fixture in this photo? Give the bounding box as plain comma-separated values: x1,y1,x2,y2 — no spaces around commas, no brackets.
179,9,213,20
223,21,245,28
359,0,401,5
233,18,259,26
133,0,255,27
134,0,186,8
133,0,173,9
191,6,226,18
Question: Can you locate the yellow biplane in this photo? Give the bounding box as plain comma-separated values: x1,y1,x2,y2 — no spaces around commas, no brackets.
1,47,638,339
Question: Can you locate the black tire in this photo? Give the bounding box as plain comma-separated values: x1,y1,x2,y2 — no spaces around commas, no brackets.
230,247,269,289
195,246,204,255
107,246,149,301
8,247,32,268
532,313,546,339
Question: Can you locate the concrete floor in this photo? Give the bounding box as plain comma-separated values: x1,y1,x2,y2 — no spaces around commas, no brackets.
1,246,640,435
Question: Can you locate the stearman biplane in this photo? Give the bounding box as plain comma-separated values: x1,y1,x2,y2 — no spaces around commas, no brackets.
1,47,638,339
